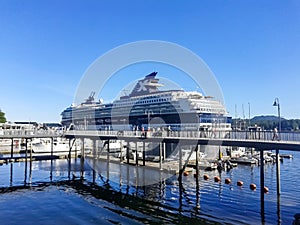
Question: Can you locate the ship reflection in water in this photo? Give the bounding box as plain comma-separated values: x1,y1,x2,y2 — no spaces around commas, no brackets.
0,151,300,225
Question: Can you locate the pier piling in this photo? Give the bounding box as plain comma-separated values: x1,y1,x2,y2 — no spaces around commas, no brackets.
11,138,13,159
260,149,265,223
276,149,281,195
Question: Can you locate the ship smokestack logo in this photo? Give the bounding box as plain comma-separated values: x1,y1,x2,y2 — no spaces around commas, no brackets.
137,80,148,92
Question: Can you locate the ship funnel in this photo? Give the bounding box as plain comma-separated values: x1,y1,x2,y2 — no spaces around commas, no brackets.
129,72,162,97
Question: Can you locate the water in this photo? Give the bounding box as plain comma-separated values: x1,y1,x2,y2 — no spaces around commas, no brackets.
0,151,299,224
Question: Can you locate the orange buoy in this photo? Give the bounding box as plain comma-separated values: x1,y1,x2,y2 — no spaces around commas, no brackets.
183,171,189,176
214,176,221,182
237,180,244,186
264,186,269,193
225,178,231,184
250,183,257,190
203,174,209,180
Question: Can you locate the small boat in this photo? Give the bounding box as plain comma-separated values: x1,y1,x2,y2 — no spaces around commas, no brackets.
198,161,217,170
31,138,79,155
280,154,293,159
230,156,258,165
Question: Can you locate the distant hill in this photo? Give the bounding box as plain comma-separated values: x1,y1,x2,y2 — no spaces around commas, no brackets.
232,115,299,131
251,115,286,123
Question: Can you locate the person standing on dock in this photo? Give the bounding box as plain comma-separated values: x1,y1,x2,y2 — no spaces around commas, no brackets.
272,127,279,141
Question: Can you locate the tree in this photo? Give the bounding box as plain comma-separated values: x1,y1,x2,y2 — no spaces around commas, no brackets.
0,110,6,123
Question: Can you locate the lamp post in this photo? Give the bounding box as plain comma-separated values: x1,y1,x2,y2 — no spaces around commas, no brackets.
273,98,281,135
273,97,281,196
145,110,153,130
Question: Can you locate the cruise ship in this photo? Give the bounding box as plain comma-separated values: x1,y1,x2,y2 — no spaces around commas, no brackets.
61,72,232,132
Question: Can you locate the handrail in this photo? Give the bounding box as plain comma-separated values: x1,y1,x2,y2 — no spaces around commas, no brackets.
63,130,300,143
1,128,300,143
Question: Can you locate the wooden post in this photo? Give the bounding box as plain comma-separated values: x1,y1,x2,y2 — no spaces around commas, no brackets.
51,138,54,158
142,141,145,166
68,138,71,159
276,149,281,196
195,144,200,210
29,139,33,184
135,142,138,165
260,149,265,222
93,139,96,158
196,144,199,174
93,139,96,183
10,163,13,186
178,146,182,181
80,138,85,179
75,139,78,158
159,142,162,170
119,140,123,163
24,138,28,184
126,144,130,164
10,138,13,159
30,139,32,161
163,142,166,160
106,140,110,182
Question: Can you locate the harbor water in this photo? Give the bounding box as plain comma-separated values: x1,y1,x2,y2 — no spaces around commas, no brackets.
0,151,299,225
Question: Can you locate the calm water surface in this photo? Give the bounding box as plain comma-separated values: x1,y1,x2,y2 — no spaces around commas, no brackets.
0,151,299,225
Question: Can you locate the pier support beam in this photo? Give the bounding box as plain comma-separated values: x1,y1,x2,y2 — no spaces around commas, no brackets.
10,138,13,159
68,138,71,159
195,145,200,210
196,144,199,174
163,142,166,161
159,142,162,170
276,149,281,196
106,140,110,182
178,146,182,181
260,149,265,223
29,139,33,184
135,142,138,166
126,143,130,164
51,138,54,158
92,139,96,183
80,138,85,179
24,138,28,184
142,141,145,166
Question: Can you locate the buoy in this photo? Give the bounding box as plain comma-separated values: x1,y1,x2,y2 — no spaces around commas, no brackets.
203,174,209,180
183,171,189,176
264,186,269,193
250,183,257,190
225,178,231,184
193,173,198,178
214,176,221,182
237,180,244,186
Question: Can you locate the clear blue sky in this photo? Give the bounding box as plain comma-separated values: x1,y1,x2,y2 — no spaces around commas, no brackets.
0,1,299,122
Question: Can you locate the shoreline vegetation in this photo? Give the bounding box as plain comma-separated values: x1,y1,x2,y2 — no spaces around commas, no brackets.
233,115,300,131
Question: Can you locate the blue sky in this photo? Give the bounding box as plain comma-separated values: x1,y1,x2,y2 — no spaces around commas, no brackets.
0,1,299,122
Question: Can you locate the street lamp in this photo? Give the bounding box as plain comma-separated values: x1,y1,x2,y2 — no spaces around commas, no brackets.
273,97,281,196
273,98,281,134
145,109,153,130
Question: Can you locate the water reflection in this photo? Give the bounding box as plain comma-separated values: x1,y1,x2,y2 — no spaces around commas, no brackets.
1,153,299,224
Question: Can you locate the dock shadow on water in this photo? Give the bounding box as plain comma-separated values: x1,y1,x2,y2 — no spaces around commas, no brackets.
0,153,300,225
0,158,221,225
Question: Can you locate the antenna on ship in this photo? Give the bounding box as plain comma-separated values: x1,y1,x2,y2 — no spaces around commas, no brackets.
85,91,95,104
122,89,129,96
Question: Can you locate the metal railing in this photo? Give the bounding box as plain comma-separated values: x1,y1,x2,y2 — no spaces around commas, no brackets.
2,128,299,142
0,129,64,138
64,130,300,143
